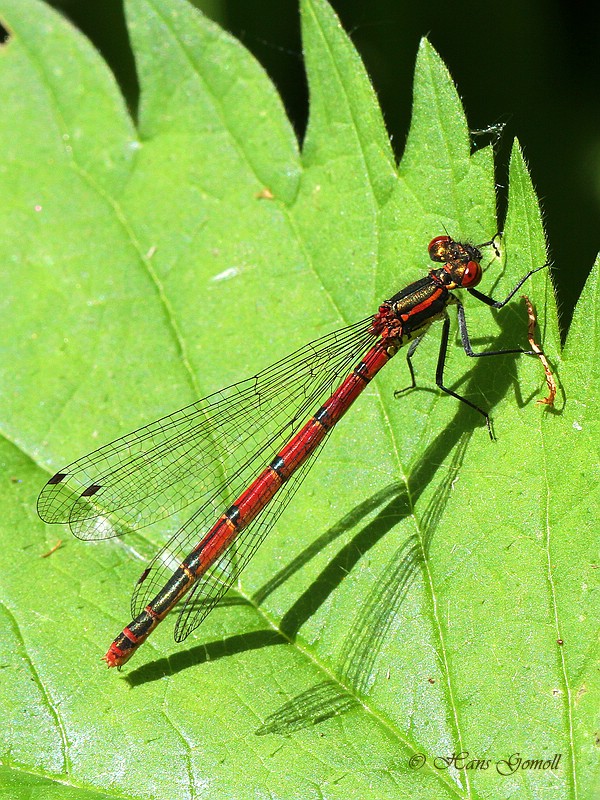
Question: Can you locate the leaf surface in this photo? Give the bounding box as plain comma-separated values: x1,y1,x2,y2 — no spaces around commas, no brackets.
0,0,596,798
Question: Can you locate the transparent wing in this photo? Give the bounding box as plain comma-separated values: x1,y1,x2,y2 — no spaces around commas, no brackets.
37,318,376,541
132,434,330,640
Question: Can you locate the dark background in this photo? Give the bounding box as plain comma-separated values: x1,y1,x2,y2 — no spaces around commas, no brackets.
44,0,600,339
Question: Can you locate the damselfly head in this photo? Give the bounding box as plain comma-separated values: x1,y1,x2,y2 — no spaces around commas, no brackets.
428,235,483,266
428,234,452,262
428,235,484,289
450,257,482,288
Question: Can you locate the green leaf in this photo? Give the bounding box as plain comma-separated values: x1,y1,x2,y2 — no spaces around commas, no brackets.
0,0,597,798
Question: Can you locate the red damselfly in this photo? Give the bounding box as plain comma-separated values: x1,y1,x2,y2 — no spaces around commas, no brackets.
37,236,548,668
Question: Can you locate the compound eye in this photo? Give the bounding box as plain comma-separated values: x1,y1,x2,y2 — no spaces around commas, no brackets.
461,260,482,287
428,235,452,262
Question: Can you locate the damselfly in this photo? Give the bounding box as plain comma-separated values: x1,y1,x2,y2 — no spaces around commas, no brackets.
37,236,548,668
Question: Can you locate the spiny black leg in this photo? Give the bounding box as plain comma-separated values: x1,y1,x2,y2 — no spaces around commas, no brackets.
455,300,540,359
467,263,548,309
435,315,494,439
393,335,424,398
476,232,502,258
